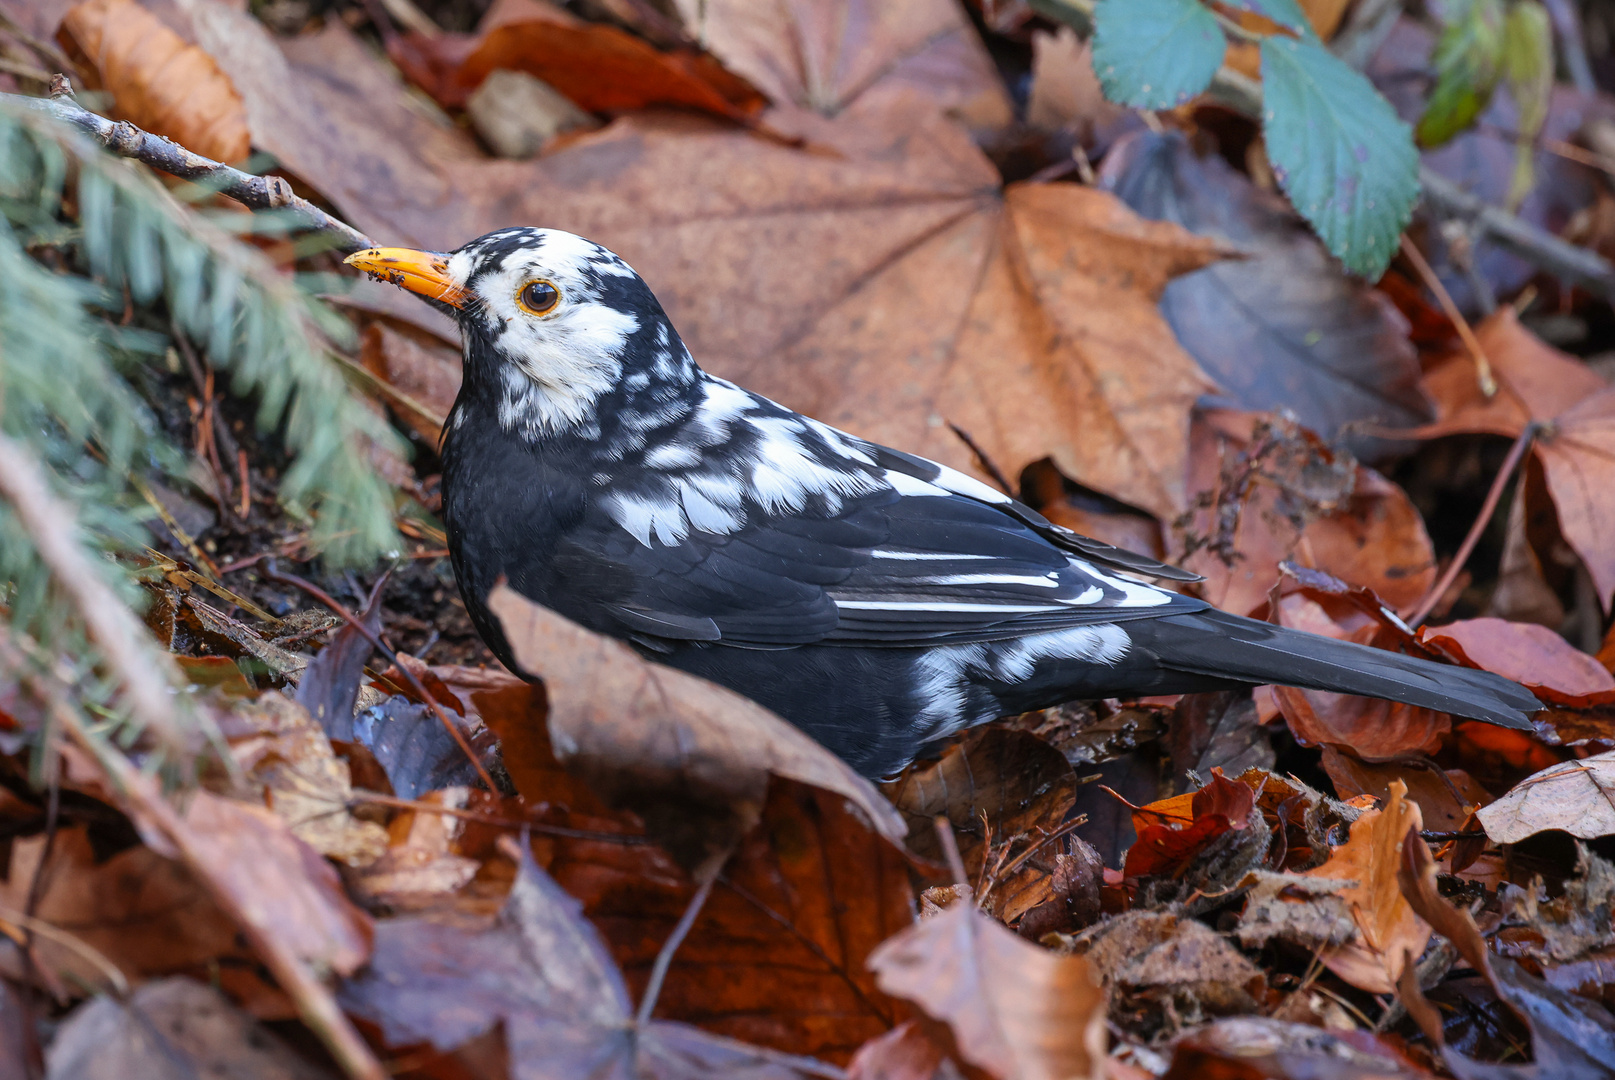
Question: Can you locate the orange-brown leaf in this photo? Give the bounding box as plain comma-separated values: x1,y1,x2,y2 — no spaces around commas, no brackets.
1302,779,1429,994
59,0,249,162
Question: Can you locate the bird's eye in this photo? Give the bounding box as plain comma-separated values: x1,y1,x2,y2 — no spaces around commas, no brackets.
516,280,560,316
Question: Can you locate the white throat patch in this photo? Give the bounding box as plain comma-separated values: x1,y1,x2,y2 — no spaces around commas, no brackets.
450,230,642,438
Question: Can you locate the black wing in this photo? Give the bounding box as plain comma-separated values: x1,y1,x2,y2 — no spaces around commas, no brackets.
568,394,1205,650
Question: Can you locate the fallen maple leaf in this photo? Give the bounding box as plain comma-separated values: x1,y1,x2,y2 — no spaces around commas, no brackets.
1421,617,1615,707
59,0,249,163
1302,779,1429,994
1417,309,1615,611
340,836,837,1079
869,897,1106,1080
185,13,1226,520
668,0,1011,132
489,583,905,868
1474,748,1615,843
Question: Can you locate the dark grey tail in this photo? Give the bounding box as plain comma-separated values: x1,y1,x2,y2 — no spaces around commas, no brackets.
1130,608,1541,729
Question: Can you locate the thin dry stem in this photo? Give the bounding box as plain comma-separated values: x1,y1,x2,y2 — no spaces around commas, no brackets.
1400,235,1497,397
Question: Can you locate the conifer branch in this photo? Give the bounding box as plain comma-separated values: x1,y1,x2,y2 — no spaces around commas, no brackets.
7,75,376,254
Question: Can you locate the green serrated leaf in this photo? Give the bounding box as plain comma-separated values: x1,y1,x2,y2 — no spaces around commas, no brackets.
1091,0,1224,110
1223,0,1317,39
1417,0,1505,147
1261,36,1419,278
1502,0,1554,208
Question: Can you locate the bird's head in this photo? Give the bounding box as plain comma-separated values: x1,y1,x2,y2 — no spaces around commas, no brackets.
346,228,695,438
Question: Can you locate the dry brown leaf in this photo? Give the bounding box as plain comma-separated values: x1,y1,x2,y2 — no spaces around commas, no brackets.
59,0,249,162
845,1021,953,1080
393,0,766,116
1076,910,1265,1017
1161,1017,1435,1080
1321,747,1490,833
0,825,244,988
869,898,1106,1080
179,789,372,978
489,583,905,865
1180,409,1435,617
1026,25,1125,137
229,691,389,868
1302,779,1429,994
44,977,329,1080
1474,748,1615,843
345,787,481,908
890,727,1077,922
190,16,1224,519
358,321,459,443
670,0,1011,132
1418,309,1615,610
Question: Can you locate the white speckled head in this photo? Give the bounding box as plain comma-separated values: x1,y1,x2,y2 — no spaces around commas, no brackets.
446,228,685,437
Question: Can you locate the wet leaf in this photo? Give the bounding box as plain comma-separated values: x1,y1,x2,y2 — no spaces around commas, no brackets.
1261,35,1418,278
45,978,328,1080
1103,132,1430,456
490,584,904,868
58,0,250,162
1475,748,1615,843
1301,779,1428,994
340,837,836,1079
1090,0,1223,111
869,898,1106,1080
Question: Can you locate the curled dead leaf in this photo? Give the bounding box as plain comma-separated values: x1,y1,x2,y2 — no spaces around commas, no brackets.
1302,779,1429,994
59,0,249,162
489,584,905,869
869,898,1106,1080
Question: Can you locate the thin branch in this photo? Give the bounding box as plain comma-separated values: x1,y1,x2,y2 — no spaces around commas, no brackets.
1403,423,1538,628
2,78,375,254
263,562,501,795
1399,235,1496,397
635,861,721,1026
0,432,192,756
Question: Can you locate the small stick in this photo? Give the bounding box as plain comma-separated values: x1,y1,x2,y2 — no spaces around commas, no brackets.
264,563,500,794
4,78,375,254
1402,423,1538,628
1400,234,1497,398
634,862,721,1026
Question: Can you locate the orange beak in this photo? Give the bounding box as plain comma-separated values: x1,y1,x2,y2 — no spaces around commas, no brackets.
344,247,471,308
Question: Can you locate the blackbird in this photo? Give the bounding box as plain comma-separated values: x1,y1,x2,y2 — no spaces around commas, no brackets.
346,228,1540,777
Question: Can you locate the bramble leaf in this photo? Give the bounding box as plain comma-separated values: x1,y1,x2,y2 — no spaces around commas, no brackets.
1416,0,1505,148
1091,0,1223,110
1261,36,1418,278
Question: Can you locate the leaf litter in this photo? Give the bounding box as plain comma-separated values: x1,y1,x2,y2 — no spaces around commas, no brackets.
13,0,1615,1077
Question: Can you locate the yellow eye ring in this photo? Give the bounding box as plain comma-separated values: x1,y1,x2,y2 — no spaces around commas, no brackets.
515,279,561,316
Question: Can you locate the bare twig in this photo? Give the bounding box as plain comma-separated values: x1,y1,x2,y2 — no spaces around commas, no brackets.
1419,169,1615,305
635,860,721,1026
2,78,375,254
0,432,192,756
934,816,969,887
1399,235,1496,397
1402,423,1538,628
263,562,501,794
0,901,130,998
